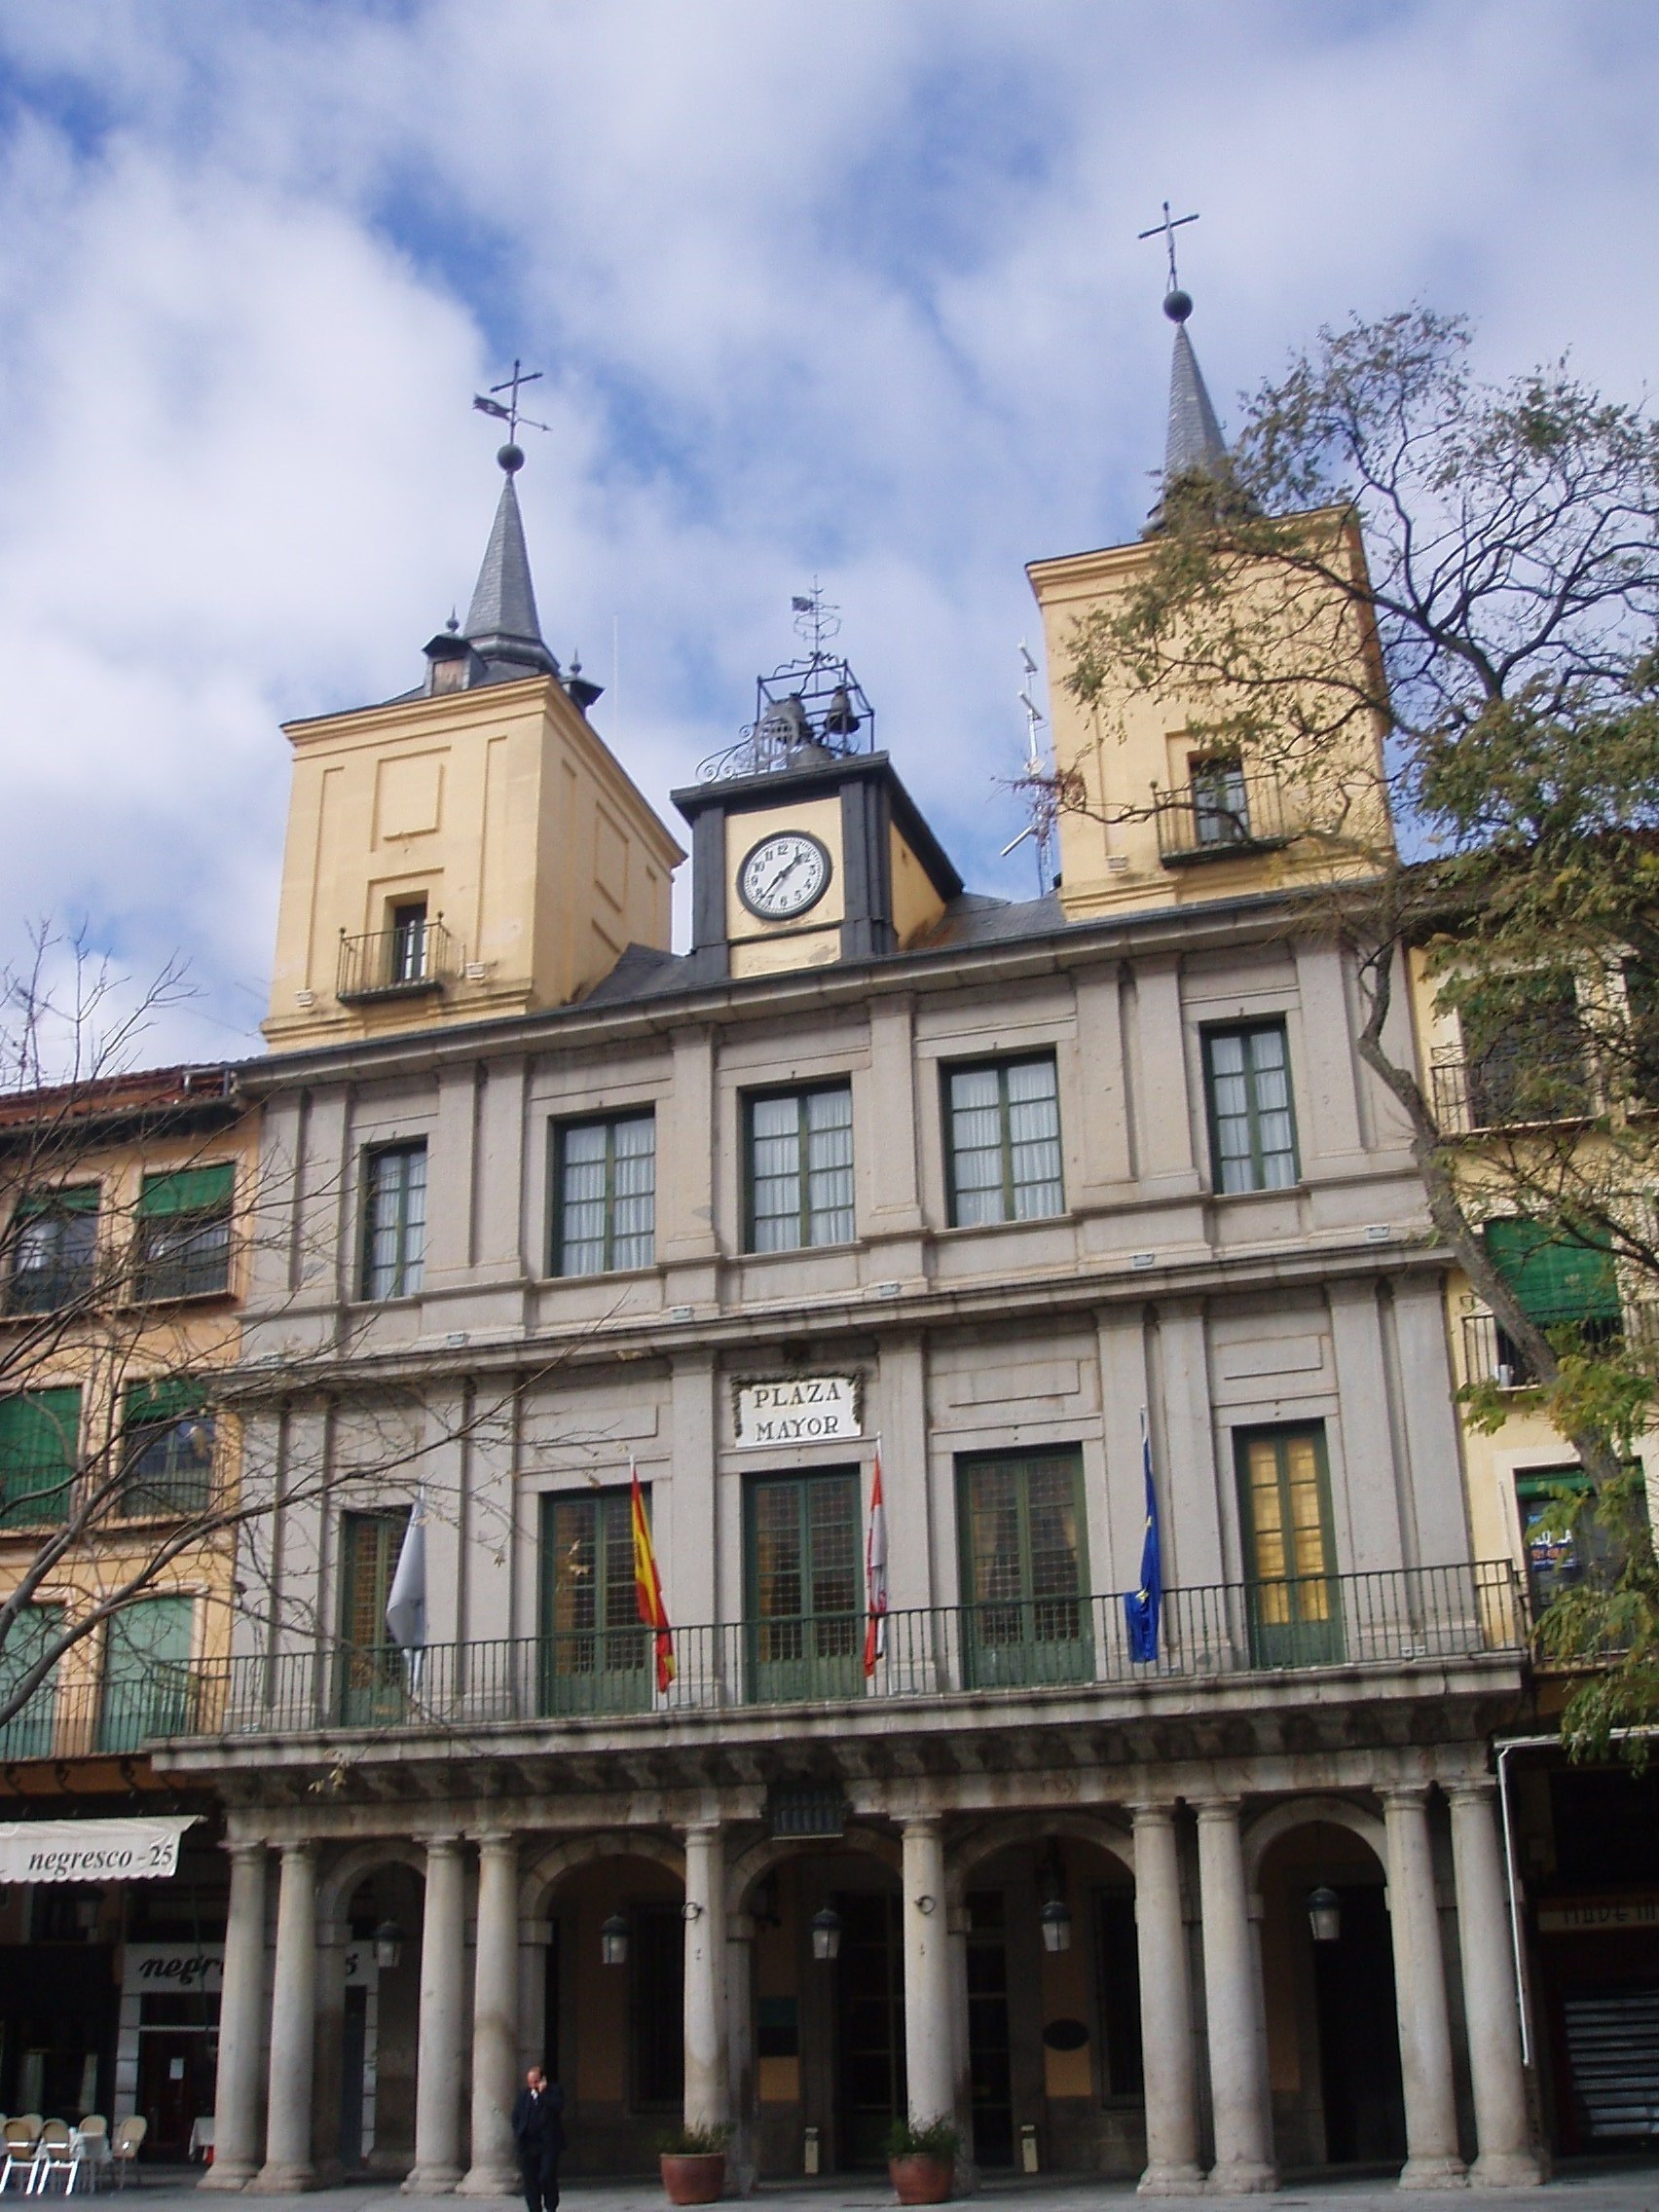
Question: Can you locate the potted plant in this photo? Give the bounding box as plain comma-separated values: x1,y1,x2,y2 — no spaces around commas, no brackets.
658,2121,732,2205
886,2116,960,2204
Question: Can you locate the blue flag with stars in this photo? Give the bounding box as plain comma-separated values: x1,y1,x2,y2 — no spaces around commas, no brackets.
1124,1410,1162,1664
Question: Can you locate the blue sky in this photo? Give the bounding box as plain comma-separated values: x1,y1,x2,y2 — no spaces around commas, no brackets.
0,0,1654,1060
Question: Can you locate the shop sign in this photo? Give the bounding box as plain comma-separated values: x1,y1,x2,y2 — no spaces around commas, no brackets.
1537,1894,1659,1933
0,1815,198,1884
734,1375,861,1447
126,1942,224,1995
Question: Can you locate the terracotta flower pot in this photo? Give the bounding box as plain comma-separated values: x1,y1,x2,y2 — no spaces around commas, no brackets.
889,2152,954,2204
661,2151,727,2204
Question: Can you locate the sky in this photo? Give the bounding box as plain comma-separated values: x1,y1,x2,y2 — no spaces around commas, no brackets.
0,0,1653,1065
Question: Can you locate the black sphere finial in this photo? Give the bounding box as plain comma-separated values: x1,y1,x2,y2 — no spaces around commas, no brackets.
1163,287,1193,324
498,441,525,474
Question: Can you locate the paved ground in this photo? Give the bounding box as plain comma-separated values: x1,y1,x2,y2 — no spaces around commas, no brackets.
102,2158,1659,2212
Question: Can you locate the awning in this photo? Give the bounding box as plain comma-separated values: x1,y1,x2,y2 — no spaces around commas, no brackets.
0,1815,198,1884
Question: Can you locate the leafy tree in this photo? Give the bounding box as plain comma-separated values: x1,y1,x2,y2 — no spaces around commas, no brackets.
1062,310,1659,1754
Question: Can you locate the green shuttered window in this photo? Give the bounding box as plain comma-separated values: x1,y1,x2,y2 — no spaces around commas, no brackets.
0,1387,80,1529
137,1162,235,1300
1485,1219,1622,1325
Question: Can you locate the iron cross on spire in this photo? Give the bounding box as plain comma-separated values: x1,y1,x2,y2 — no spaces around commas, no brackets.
1137,201,1199,294
472,358,552,442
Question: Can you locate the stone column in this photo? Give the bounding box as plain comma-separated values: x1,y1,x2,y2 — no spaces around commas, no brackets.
202,1841,267,2191
1194,1799,1275,2192
901,1819,954,2126
1382,1788,1467,2189
1447,1784,1539,2188
725,1908,757,2196
406,1835,469,2194
682,1825,729,2129
461,1832,520,2195
254,1841,317,2193
1130,1805,1202,2194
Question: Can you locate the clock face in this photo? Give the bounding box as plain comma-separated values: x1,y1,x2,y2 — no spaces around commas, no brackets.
738,830,832,922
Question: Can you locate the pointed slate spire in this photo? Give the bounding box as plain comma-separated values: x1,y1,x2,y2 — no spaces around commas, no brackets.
462,445,560,680
1161,287,1228,486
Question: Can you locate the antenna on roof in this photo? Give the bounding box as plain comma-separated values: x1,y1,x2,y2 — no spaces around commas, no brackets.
1001,641,1056,895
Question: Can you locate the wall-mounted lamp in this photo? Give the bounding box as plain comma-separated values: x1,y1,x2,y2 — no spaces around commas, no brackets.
601,1912,630,1968
372,1918,405,1971
1039,1897,1073,1955
1307,1886,1342,1945
915,1895,937,1916
682,1899,705,1922
811,1906,842,1962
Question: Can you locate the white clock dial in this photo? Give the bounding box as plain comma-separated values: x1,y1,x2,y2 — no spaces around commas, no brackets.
738,831,832,921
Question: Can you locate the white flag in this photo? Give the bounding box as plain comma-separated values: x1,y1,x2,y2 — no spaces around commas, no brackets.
385,1493,427,1652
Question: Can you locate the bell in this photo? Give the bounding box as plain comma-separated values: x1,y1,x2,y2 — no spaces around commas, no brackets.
822,685,862,739
759,693,812,754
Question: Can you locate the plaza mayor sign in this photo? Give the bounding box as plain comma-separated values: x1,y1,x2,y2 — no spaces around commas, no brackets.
734,1375,862,1447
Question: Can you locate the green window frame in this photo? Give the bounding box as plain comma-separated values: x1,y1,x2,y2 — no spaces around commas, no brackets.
1486,1217,1622,1331
98,1595,195,1751
136,1163,235,1301
943,1054,1064,1228
121,1379,214,1519
8,1186,98,1314
745,1468,861,1702
538,1487,650,1714
745,1085,854,1252
337,1509,408,1723
0,1386,80,1530
361,1141,426,1301
1515,1464,1648,1611
0,1602,63,1759
1203,1020,1299,1194
957,1446,1091,1686
552,1114,656,1275
1235,1422,1343,1666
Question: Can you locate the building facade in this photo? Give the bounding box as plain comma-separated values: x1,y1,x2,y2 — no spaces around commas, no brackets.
155,321,1541,2194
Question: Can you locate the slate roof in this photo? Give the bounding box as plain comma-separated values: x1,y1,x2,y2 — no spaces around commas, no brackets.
1164,321,1229,486
462,470,561,682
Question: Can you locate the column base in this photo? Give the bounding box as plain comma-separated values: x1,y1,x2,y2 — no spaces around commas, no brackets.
198,2162,258,2193
250,2164,317,2194
1207,2159,1277,2194
1140,2161,1207,2194
1470,2152,1542,2190
457,2164,518,2197
403,2166,464,2194
1399,2156,1469,2190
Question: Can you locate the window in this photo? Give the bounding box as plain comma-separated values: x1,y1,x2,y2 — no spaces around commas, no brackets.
944,1055,1064,1227
8,1187,98,1313
1515,1466,1638,1612
1203,1022,1299,1193
0,1386,79,1529
746,1086,853,1252
1235,1423,1343,1666
1485,1218,1623,1370
390,900,428,985
1463,970,1589,1127
98,1595,195,1751
337,1509,407,1724
958,1448,1090,1687
1623,960,1659,1108
747,1469,861,1701
0,1603,62,1759
553,1115,655,1275
538,1488,649,1714
136,1163,235,1300
1191,754,1249,846
361,1142,426,1300
121,1380,214,1518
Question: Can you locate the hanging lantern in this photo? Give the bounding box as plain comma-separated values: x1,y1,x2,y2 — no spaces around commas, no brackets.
600,1912,630,1968
811,1906,842,1962
1307,1886,1342,1944
1040,1897,1073,1954
372,1918,405,1971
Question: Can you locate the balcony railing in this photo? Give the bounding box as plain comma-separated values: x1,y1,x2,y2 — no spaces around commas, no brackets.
70,1562,1526,1751
1431,1048,1594,1135
0,1663,203,1762
1460,1306,1630,1390
337,918,458,1004
1153,768,1297,866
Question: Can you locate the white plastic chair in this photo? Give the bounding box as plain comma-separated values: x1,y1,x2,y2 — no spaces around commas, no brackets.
0,2122,39,2196
107,2123,143,2194
71,2121,107,2195
27,2123,72,2197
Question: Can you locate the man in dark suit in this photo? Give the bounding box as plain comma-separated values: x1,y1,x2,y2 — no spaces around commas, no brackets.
510,2065,566,2212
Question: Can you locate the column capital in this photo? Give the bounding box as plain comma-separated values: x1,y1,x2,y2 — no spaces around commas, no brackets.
1381,1782,1433,1812
900,1812,942,1836
682,1819,723,1842
424,1831,465,1857
473,1827,518,1853
1128,1799,1180,1825
277,1836,315,1863
226,1837,268,1865
1443,1777,1497,1808
1190,1794,1242,1824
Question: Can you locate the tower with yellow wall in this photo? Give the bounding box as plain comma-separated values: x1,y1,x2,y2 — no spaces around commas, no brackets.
264,449,683,1051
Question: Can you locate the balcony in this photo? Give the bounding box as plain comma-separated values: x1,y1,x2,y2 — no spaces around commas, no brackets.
1431,1047,1594,1135
1153,766,1297,866
122,1561,1526,1752
0,1661,200,1762
337,917,458,1004
1460,1304,1629,1390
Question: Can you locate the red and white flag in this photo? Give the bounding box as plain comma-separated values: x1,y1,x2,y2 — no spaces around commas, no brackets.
864,1444,888,1677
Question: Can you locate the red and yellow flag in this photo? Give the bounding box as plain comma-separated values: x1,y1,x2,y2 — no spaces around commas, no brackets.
631,1459,676,1692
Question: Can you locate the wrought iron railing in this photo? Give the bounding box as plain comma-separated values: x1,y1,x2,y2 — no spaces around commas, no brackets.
1430,1048,1594,1134
0,1662,203,1762
337,919,458,1003
1153,769,1296,866
73,1561,1527,1751
1460,1305,1630,1390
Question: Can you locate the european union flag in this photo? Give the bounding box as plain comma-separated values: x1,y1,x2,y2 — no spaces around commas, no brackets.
1124,1411,1162,1664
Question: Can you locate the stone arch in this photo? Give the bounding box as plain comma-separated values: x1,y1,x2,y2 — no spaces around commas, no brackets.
726,1823,901,1918
947,1811,1135,1903
519,1829,685,1920
1242,1795,1387,1888
316,1838,429,1934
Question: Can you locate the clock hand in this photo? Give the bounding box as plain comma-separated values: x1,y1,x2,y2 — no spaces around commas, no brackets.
761,853,805,899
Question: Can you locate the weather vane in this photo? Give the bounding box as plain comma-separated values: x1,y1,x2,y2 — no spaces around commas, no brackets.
472,359,552,464
790,579,841,664
1137,202,1199,297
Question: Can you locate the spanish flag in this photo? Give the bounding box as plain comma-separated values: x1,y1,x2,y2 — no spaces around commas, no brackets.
631,1459,676,1692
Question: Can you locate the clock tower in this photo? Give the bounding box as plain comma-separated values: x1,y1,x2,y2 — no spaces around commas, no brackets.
671,627,961,981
